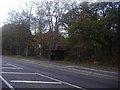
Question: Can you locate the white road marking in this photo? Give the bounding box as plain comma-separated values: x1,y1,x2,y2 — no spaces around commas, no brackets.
67,68,118,79
0,67,23,69
75,66,118,74
2,63,23,69
0,75,14,90
56,66,118,80
6,63,18,68
1,72,86,89
36,73,86,90
1,72,36,75
10,80,62,84
57,66,118,74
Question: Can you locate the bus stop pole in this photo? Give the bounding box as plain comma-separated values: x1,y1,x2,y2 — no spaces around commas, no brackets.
39,44,41,59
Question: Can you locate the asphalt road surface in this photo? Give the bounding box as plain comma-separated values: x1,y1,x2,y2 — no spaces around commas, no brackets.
0,56,119,90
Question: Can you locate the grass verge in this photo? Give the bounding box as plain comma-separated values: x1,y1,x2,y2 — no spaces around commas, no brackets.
3,55,119,71
3,55,36,60
55,60,119,71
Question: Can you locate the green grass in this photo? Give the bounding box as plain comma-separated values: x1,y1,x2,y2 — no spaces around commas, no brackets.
4,55,36,60
3,55,118,71
55,60,119,71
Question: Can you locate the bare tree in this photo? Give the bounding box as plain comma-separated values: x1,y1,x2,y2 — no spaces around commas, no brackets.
7,0,36,56
35,1,79,50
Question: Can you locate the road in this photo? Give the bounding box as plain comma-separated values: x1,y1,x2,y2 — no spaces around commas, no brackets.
0,56,119,89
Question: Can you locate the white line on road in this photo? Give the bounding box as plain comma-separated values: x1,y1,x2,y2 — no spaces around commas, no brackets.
1,72,36,75
4,63,23,69
6,63,18,68
0,75,14,90
67,68,118,79
36,73,86,90
1,72,86,89
57,66,118,74
75,66,118,74
0,67,23,69
10,80,62,84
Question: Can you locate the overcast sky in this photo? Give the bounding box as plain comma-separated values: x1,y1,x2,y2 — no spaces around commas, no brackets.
0,0,22,27
0,0,62,27
0,0,119,27
0,0,78,27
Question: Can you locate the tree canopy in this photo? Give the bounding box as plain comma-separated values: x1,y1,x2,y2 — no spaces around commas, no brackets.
2,1,120,66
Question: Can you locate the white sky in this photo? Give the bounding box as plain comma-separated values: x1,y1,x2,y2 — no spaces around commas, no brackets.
0,0,77,27
0,0,119,27
0,0,24,27
0,0,64,27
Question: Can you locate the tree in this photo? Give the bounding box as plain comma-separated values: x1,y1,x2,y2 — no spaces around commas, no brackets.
2,22,30,55
35,1,79,50
63,2,120,66
2,1,119,66
6,1,35,56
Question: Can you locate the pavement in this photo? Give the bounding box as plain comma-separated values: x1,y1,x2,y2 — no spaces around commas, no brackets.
0,56,119,89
